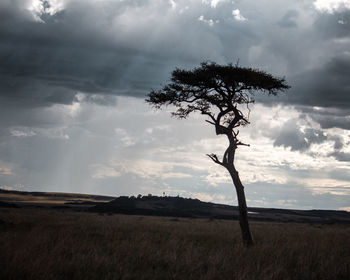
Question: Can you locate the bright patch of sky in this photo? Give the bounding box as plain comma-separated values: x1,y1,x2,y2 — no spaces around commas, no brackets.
169,0,177,10
28,0,65,22
198,15,219,26
0,167,12,175
10,129,36,138
314,0,350,13
91,164,122,179
4,96,348,209
202,0,228,8
232,9,247,21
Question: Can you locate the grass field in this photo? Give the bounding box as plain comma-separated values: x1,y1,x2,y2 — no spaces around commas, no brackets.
1,208,349,280
0,191,114,206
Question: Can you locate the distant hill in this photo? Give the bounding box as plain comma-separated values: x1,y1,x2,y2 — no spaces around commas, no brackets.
0,189,114,201
91,195,350,224
1,189,350,224
0,189,115,209
92,195,235,219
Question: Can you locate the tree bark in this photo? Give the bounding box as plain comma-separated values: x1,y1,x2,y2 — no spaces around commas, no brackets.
228,167,254,247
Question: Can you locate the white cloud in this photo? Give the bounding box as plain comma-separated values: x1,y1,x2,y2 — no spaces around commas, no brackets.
91,164,121,179
35,127,70,140
338,17,348,24
111,159,193,180
162,172,192,179
306,179,350,195
10,129,36,138
145,125,171,135
0,167,12,175
169,0,177,10
0,185,14,191
28,0,65,22
192,192,213,201
179,6,190,14
115,128,135,147
0,184,25,191
198,15,219,26
313,0,350,13
10,129,36,137
211,0,226,8
232,9,247,21
204,169,230,187
339,206,350,211
202,0,228,8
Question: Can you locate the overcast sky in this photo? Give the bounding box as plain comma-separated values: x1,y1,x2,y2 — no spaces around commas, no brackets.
1,0,350,210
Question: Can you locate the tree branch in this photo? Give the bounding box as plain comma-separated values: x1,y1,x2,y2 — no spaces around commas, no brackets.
206,153,223,166
205,120,215,125
201,110,216,123
236,141,250,147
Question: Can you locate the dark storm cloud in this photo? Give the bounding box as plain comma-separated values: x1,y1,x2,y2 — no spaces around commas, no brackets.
329,151,350,162
1,0,286,111
0,0,257,129
255,45,350,130
0,0,177,108
278,10,299,28
254,7,350,120
314,9,350,38
309,110,350,130
4,0,350,153
272,119,327,151
329,134,345,150
298,106,350,130
268,51,350,131
1,0,350,113
284,54,350,109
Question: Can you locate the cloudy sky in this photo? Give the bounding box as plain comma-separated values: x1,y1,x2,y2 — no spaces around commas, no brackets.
1,0,350,210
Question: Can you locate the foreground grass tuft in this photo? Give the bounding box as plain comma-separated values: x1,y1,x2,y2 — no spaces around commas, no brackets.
0,208,349,280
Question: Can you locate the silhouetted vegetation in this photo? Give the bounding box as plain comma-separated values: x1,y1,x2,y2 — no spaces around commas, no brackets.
92,195,221,218
91,195,350,224
147,62,290,246
1,190,350,224
0,200,19,208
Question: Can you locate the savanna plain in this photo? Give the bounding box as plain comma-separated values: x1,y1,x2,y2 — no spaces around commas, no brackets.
1,208,349,280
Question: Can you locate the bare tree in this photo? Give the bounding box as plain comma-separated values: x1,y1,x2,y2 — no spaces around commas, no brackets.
146,62,289,246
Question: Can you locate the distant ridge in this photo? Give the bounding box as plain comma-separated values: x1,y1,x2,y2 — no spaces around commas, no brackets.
90,195,350,224
0,188,114,201
1,189,350,224
92,195,235,219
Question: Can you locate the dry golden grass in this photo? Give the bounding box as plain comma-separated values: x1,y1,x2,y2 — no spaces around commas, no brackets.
0,192,112,205
0,208,349,280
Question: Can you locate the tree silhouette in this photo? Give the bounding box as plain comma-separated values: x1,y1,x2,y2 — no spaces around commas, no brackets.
146,62,289,246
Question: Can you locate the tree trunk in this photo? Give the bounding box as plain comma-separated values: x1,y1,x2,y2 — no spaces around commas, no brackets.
228,167,254,247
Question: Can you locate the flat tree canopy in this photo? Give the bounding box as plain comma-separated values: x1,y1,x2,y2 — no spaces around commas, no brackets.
146,62,289,246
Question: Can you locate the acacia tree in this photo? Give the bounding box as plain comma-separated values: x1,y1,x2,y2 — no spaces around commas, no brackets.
146,62,289,246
